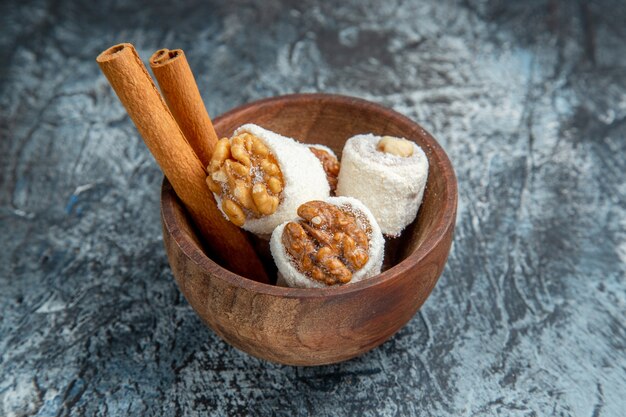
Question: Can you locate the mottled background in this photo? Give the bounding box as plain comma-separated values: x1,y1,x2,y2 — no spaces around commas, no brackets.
1,0,625,416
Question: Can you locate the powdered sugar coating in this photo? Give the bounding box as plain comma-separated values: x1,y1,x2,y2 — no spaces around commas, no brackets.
336,134,429,237
270,196,384,289
212,124,330,236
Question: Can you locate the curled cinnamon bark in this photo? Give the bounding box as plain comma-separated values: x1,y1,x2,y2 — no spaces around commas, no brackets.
97,43,269,283
149,48,219,167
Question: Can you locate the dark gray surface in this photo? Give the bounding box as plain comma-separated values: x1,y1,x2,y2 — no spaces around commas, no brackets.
1,0,625,415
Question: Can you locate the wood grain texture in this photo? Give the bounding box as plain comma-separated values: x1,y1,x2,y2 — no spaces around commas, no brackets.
96,44,268,283
161,94,458,365
149,48,219,167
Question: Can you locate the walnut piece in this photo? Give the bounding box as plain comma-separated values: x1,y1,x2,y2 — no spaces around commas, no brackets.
309,147,340,193
377,136,414,157
206,132,283,225
282,201,370,285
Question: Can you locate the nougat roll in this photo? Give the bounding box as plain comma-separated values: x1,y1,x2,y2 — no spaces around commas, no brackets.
270,196,384,289
336,134,428,237
206,124,330,236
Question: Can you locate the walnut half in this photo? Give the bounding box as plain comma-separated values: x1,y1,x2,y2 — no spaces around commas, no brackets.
206,132,284,226
282,201,370,285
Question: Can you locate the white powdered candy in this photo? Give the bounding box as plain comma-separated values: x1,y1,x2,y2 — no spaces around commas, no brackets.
211,124,330,236
336,134,429,237
270,196,384,289
307,143,340,194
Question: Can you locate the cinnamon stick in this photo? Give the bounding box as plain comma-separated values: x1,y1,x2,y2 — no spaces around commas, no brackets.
149,48,218,167
96,43,269,283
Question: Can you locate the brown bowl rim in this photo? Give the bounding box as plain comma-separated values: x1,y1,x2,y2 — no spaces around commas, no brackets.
161,93,457,299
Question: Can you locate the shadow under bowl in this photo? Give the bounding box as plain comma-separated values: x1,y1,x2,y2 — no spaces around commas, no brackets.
161,93,457,366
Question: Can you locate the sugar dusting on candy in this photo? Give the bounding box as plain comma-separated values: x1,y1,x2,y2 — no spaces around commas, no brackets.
352,135,419,166
212,124,330,236
336,134,429,237
251,165,264,183
270,196,384,289
339,202,373,246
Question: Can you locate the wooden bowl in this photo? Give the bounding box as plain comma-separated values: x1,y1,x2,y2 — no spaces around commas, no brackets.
161,94,457,366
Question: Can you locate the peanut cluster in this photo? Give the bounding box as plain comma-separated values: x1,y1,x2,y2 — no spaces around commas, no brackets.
309,147,340,193
282,201,370,285
206,132,284,226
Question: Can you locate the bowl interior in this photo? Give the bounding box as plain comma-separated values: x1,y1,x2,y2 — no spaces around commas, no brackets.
163,94,456,294
202,94,455,283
